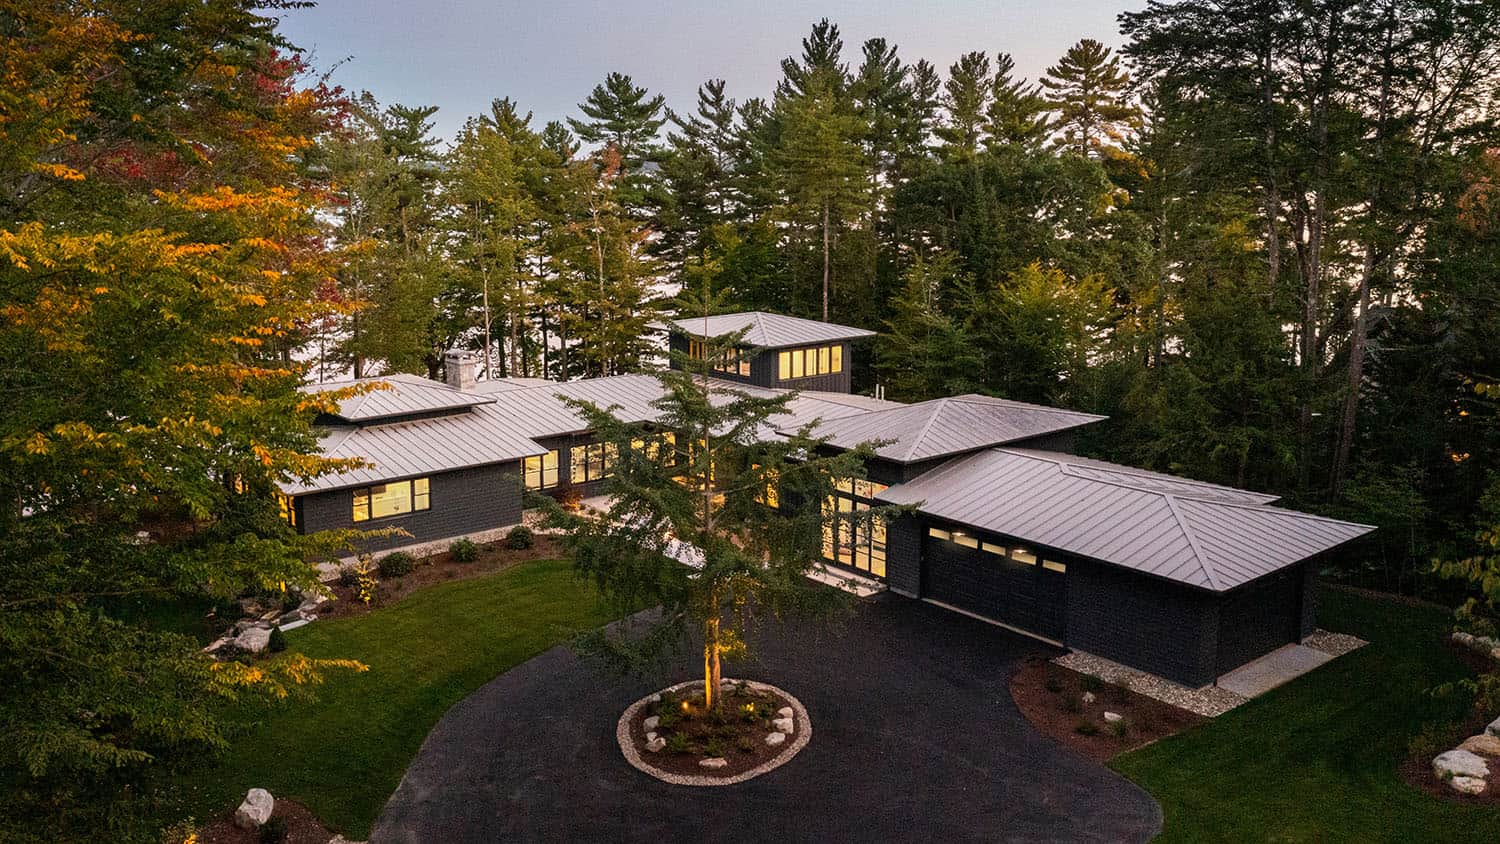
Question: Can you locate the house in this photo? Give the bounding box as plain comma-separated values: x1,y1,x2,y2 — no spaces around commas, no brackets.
280,313,1373,689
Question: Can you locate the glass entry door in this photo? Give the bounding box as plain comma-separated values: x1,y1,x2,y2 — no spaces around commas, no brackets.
821,479,888,578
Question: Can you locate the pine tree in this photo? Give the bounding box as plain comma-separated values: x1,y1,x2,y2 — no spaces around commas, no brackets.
935,51,992,158
986,52,1050,150
1040,38,1139,157
876,255,983,400
567,71,667,171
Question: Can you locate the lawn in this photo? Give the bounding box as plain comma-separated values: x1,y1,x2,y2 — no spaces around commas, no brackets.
1111,586,1500,843
174,557,622,839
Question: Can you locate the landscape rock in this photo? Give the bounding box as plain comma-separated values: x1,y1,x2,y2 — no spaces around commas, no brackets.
773,717,794,734
1453,631,1475,647
1103,711,1125,724
1487,715,1500,738
1434,749,1490,781
648,693,661,704
233,788,274,829
202,636,233,654
643,715,659,731
1491,647,1500,663
1081,691,1097,705
765,731,786,747
646,736,666,753
233,626,272,653
699,757,728,769
1460,734,1500,757
645,731,658,744
1449,776,1487,796
777,706,793,719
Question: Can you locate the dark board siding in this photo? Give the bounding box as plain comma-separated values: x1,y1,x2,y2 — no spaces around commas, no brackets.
1007,429,1078,454
1066,561,1220,688
667,334,854,393
1299,562,1318,638
884,514,923,598
298,462,523,553
1215,565,1304,675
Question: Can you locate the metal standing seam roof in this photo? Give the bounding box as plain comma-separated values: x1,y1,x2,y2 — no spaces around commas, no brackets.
876,448,1374,592
651,311,877,348
303,373,494,422
282,402,548,495
790,395,1107,463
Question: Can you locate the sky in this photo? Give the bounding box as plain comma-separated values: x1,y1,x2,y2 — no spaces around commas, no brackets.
275,0,1137,144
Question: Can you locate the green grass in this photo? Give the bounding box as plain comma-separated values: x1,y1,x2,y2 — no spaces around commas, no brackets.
175,558,621,838
1111,587,1500,843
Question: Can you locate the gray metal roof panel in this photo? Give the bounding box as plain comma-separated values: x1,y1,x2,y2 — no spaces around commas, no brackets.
791,395,1106,463
876,448,1372,591
302,373,493,422
653,311,876,347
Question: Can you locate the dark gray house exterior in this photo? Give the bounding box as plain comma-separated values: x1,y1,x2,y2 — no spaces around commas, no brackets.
284,312,1372,690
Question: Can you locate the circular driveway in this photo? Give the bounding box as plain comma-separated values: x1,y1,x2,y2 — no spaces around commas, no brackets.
372,597,1161,843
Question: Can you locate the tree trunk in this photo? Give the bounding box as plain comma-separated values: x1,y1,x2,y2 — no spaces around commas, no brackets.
822,200,831,321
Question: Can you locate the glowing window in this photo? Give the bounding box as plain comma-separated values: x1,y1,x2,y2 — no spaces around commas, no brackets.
954,532,979,549
1011,548,1038,565
1042,560,1067,573
524,450,560,490
351,478,430,522
981,541,1007,556
928,528,951,541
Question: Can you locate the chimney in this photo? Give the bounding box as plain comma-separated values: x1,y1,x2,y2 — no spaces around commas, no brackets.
444,348,478,391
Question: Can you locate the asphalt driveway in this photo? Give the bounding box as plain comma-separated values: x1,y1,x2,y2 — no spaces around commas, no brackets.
372,596,1161,843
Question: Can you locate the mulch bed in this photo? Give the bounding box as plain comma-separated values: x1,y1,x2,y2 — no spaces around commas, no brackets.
628,682,795,778
319,535,564,618
196,798,332,844
1009,657,1204,762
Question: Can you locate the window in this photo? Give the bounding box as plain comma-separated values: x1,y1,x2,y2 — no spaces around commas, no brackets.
822,477,889,578
570,442,617,484
351,477,430,522
688,339,706,360
712,347,751,377
981,541,1007,556
1042,560,1067,573
275,491,297,529
1011,548,1037,565
928,527,952,541
524,450,560,490
953,532,979,549
776,345,844,380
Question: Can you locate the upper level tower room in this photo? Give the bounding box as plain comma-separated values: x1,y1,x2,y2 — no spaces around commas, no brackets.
652,311,876,393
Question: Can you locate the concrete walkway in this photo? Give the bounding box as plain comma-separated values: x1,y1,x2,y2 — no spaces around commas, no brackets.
1217,643,1334,698
372,597,1161,843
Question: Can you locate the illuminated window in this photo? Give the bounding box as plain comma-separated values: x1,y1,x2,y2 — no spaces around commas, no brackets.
822,478,890,579
351,478,430,522
1042,560,1067,573
981,541,1007,556
570,442,616,484
778,351,791,379
1011,548,1038,565
275,491,297,529
775,345,845,381
831,344,842,373
524,450,560,490
954,532,979,549
928,527,952,541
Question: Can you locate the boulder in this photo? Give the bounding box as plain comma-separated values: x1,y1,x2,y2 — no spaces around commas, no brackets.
645,732,658,744
773,717,795,734
1081,691,1097,705
646,736,666,753
1434,749,1489,781
648,693,661,704
233,788,274,829
643,715,659,732
1453,631,1476,647
1460,734,1500,757
1449,776,1487,796
776,706,794,719
233,626,272,654
699,757,728,769
1487,715,1500,738
765,731,787,747
1103,711,1125,725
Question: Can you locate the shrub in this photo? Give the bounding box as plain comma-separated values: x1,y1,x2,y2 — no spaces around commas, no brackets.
703,738,727,759
268,626,287,653
336,565,359,588
377,551,416,578
1062,693,1083,714
666,732,692,754
736,736,756,753
505,525,535,550
450,538,479,563
1075,720,1100,736
258,815,288,844
1108,717,1130,738
280,589,302,613
1408,721,1453,764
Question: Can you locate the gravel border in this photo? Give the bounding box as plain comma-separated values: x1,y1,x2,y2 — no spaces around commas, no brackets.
1055,629,1368,718
616,678,812,786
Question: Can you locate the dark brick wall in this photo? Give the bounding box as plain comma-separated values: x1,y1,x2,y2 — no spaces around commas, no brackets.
298,462,523,553
884,514,923,597
1066,562,1221,688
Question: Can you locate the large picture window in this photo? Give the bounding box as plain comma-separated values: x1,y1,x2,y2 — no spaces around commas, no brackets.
822,477,888,578
777,344,843,380
570,442,618,484
524,450,560,490
351,477,430,522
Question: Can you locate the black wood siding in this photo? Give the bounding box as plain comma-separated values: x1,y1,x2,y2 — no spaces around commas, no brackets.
1215,565,1305,675
1066,562,1221,688
884,514,923,598
298,462,523,553
667,334,853,393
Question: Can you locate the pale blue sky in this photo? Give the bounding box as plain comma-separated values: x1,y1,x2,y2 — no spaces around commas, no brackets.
277,0,1136,143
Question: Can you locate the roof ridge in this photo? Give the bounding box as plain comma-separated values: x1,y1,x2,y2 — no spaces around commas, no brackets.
950,394,1106,419
903,398,950,461
1000,449,1266,507
1174,494,1377,529
1163,492,1223,591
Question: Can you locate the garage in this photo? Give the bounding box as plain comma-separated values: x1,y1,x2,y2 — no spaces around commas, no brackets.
920,523,1068,642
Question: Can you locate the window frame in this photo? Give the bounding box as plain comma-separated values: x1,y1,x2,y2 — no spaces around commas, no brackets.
350,477,431,523
524,450,561,490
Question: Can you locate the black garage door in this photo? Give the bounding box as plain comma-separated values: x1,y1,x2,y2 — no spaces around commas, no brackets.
921,528,1068,641
1216,567,1301,675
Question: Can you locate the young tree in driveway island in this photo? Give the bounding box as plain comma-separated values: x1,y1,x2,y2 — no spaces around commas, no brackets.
541,326,891,709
